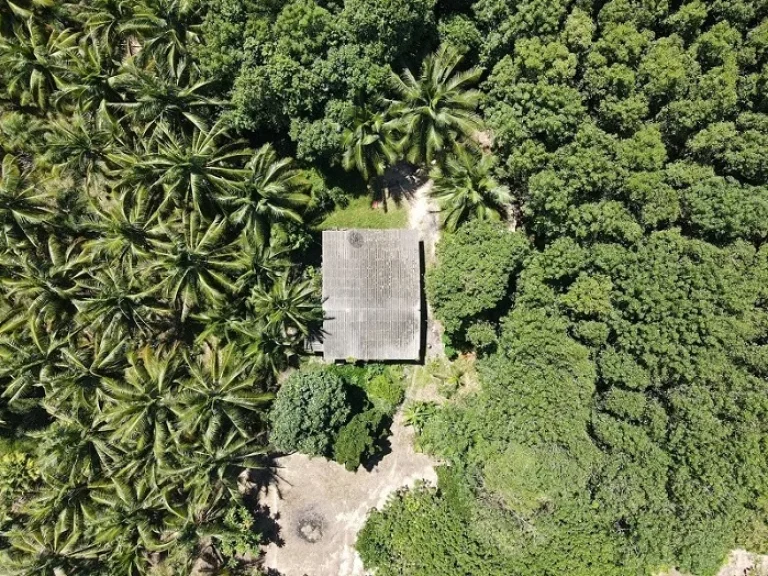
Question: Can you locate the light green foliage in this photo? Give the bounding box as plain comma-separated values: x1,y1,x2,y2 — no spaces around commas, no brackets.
0,451,39,526
317,195,409,230
357,481,509,576
364,374,405,415
269,366,351,456
427,221,529,336
465,321,497,353
333,409,386,471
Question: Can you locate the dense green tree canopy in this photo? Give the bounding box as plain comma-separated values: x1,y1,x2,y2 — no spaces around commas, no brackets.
3,0,768,574
359,1,768,576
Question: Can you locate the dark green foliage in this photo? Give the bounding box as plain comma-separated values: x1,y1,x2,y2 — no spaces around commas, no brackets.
269,366,351,456
360,2,768,574
333,409,386,471
427,220,529,337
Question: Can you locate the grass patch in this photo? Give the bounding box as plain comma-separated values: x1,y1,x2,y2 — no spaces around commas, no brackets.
317,196,409,230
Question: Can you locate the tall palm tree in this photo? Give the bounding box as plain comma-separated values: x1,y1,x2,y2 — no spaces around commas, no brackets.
146,212,245,321
52,38,118,113
0,154,54,246
341,101,398,187
0,328,63,410
248,272,321,343
109,56,219,136
1,237,88,331
42,327,127,414
143,121,250,215
0,0,54,39
34,413,120,481
84,186,163,269
90,477,173,576
99,347,181,468
217,143,309,247
122,0,200,67
44,111,116,189
429,144,512,231
75,267,167,338
65,0,135,54
388,45,483,165
174,342,273,442
1,521,102,576
0,19,79,110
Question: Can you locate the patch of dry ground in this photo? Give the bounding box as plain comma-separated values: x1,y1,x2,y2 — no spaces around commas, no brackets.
660,550,768,576
259,413,437,576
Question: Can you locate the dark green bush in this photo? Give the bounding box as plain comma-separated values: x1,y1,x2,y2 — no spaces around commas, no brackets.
269,366,351,456
333,409,386,471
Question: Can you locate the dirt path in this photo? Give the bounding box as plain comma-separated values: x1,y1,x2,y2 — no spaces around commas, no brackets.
406,180,445,359
259,413,437,576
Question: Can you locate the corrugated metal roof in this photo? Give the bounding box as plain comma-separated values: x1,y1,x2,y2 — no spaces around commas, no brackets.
322,229,421,361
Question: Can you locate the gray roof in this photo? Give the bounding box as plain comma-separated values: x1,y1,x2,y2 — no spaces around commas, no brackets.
322,229,421,361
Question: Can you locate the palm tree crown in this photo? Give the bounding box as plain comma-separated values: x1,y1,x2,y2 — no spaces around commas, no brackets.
429,144,512,231
388,45,483,165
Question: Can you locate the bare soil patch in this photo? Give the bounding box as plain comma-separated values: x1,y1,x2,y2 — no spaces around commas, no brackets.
259,413,437,576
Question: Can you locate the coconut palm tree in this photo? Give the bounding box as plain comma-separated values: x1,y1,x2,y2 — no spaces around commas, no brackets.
146,211,246,321
122,0,200,67
75,268,167,338
143,121,250,215
0,154,55,246
1,521,102,576
429,144,512,231
90,477,174,576
0,328,64,410
34,413,120,481
217,143,309,247
84,186,163,269
52,38,119,113
1,237,89,332
248,272,321,343
99,347,181,468
0,0,54,39
65,0,135,54
388,45,483,166
0,19,79,110
341,101,398,188
42,327,127,414
109,56,220,136
44,111,116,189
174,342,273,441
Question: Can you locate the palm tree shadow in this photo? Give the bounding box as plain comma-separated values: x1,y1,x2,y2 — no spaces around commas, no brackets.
245,466,286,548
379,163,428,208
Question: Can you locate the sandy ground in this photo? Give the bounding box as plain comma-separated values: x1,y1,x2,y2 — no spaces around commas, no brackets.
406,179,445,359
660,550,768,576
259,413,437,576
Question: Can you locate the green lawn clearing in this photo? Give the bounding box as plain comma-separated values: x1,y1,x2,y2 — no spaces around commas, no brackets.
317,196,409,230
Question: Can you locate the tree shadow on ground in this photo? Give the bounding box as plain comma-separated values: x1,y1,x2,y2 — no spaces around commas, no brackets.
377,163,428,209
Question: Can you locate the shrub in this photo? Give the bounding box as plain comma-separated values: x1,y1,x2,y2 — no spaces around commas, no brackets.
269,366,351,456
0,451,40,526
465,321,498,353
364,374,405,415
333,409,386,471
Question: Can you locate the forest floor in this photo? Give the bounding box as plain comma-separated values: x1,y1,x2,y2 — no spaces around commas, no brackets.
259,412,437,576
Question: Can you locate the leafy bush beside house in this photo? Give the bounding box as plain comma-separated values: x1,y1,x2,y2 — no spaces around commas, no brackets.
269,367,351,456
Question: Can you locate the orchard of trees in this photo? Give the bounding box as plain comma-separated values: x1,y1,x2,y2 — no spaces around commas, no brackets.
1,0,768,575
